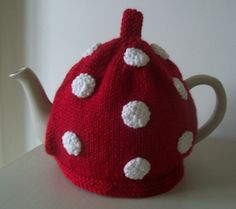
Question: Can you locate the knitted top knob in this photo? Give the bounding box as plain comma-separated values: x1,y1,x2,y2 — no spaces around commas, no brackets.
120,9,143,38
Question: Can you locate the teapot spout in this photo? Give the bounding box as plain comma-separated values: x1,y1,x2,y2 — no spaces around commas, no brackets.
9,67,52,142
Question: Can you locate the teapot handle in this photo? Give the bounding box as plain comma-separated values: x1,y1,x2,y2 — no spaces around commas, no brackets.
184,75,227,144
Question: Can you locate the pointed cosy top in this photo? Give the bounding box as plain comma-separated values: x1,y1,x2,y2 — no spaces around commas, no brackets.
120,9,143,38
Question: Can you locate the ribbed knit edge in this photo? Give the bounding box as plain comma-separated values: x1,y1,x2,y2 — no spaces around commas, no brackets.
56,158,184,198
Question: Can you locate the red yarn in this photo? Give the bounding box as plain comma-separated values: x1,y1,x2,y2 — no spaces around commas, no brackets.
45,9,197,198
57,158,184,198
120,9,143,38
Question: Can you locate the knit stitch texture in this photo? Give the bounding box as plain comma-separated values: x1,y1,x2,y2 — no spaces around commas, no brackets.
45,8,197,198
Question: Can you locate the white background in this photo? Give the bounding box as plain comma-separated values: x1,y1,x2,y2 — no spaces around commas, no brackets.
0,0,236,166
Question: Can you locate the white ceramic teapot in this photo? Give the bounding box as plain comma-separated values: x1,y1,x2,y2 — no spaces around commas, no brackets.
10,67,227,144
9,8,227,197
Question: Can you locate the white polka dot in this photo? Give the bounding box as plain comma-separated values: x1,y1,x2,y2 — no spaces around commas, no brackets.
72,73,96,98
121,101,151,128
82,43,101,58
172,77,188,100
62,131,81,156
124,157,151,180
151,43,169,60
124,48,150,67
177,131,194,154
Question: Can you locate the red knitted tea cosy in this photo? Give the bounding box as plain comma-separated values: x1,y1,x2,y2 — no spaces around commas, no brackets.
45,8,197,198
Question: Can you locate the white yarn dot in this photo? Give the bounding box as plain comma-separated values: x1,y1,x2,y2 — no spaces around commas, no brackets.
172,77,188,100
62,131,81,156
177,131,194,154
82,43,101,58
124,48,150,67
121,101,151,128
151,43,169,60
124,157,151,180
72,73,96,98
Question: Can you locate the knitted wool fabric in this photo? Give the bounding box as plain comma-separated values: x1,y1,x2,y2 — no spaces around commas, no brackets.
45,9,197,198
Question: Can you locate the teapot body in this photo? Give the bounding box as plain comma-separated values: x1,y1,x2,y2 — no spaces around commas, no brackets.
10,8,226,198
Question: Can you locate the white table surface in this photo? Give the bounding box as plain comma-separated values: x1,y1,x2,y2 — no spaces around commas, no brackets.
0,139,236,209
